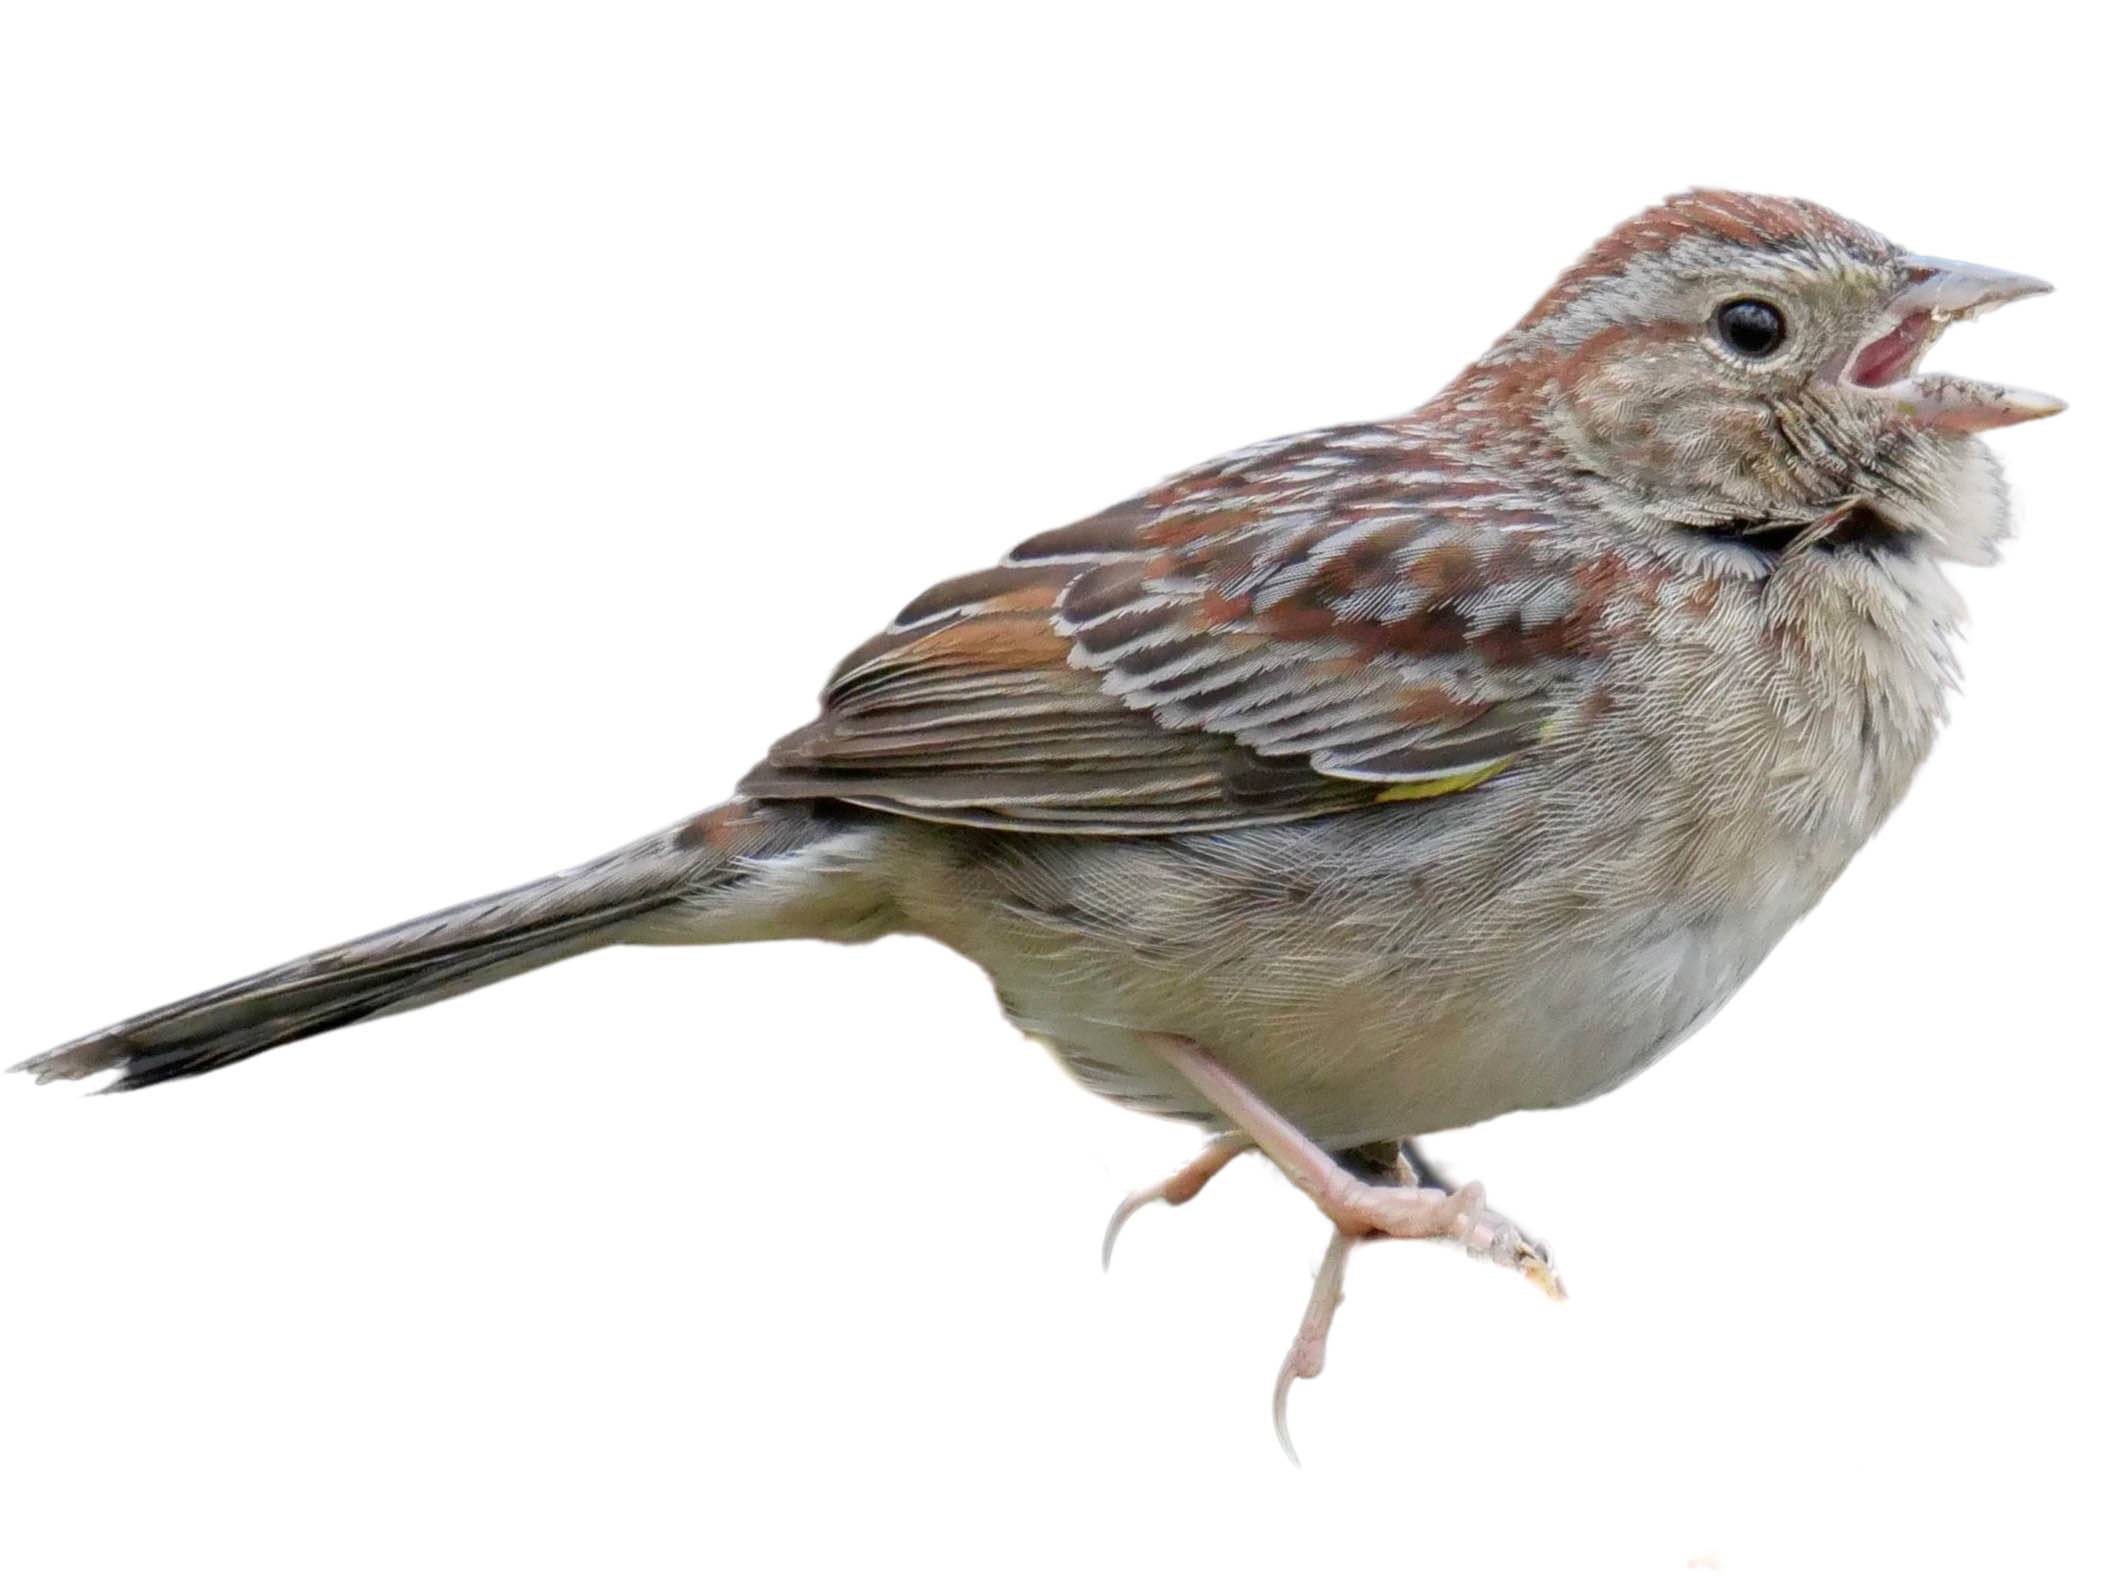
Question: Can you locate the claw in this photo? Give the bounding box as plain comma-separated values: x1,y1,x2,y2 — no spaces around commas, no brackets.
1273,1228,1356,1465
1446,1180,1566,1299
1099,1135,1251,1270
1522,1251,1567,1302
1099,1188,1156,1270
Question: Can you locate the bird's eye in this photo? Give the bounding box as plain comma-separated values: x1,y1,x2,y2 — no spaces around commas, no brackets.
1714,298,1787,360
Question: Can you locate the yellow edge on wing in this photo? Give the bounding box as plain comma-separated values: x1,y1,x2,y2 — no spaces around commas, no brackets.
1373,754,1517,802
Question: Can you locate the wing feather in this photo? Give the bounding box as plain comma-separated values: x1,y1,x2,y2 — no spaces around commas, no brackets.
741,423,1630,834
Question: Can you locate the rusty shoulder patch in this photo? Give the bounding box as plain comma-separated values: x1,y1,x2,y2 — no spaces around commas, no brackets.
673,798,768,852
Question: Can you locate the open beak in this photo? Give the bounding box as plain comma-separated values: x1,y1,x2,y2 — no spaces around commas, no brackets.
1843,255,2064,434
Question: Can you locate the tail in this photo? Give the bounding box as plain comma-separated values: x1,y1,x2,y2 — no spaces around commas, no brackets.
15,799,871,1093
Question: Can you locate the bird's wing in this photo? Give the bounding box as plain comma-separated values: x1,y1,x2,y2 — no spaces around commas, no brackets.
741,422,1625,834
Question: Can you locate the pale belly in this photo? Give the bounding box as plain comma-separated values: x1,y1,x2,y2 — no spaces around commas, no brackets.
879,781,1848,1148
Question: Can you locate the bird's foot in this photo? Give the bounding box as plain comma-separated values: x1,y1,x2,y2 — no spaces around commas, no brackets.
1329,1172,1564,1298
1101,1134,1253,1268
1137,1033,1563,1459
1266,1172,1561,1461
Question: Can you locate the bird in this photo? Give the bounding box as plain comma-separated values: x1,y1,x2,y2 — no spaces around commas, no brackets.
15,189,2062,1455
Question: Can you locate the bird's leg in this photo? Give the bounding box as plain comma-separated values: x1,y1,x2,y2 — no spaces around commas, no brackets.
1143,1034,1560,1282
1141,1033,1564,1459
1101,1133,1253,1268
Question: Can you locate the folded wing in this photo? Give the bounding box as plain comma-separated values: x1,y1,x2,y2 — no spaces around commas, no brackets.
742,423,1615,834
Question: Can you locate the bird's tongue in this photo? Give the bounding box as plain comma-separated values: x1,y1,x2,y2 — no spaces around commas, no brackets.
1849,311,1932,388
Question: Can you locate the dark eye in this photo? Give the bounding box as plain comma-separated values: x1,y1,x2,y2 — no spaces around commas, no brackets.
1714,298,1787,359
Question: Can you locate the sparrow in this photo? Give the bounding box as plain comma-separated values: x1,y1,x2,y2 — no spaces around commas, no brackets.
16,190,2062,1456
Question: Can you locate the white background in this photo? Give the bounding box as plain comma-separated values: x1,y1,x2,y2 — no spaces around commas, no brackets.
1,5,2096,1577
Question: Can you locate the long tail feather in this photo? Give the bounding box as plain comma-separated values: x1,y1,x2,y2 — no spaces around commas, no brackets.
14,799,849,1092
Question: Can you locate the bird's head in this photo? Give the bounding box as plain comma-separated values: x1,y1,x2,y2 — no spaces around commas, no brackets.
1443,190,2061,561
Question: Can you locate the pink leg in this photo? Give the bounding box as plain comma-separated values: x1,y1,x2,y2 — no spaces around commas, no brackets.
1101,1134,1253,1268
1142,1033,1563,1458
1273,1227,1354,1464
1143,1033,1559,1274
